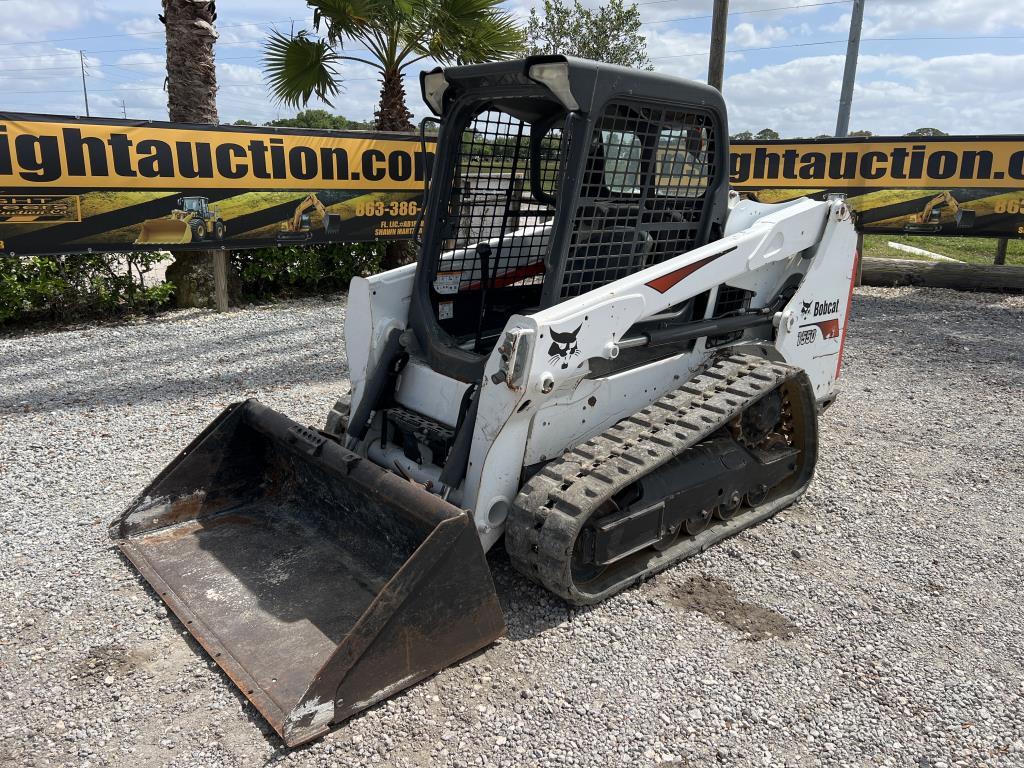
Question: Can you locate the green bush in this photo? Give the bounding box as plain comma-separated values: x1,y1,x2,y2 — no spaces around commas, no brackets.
0,242,387,326
0,254,173,326
233,242,384,299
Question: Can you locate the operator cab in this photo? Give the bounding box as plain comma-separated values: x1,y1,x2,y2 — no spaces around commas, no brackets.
409,56,730,383
180,196,209,216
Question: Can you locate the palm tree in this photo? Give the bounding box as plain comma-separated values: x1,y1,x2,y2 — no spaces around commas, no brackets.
162,0,219,123
161,0,224,306
266,1,522,269
265,0,523,133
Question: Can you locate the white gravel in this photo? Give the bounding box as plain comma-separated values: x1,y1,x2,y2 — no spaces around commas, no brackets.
1,286,1022,768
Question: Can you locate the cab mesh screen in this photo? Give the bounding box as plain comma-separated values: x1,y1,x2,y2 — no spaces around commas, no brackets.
559,101,716,299
437,109,562,295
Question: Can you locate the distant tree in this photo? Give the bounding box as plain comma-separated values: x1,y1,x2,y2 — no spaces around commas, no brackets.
754,128,780,141
847,129,873,137
232,119,254,126
267,109,373,130
905,127,948,137
813,134,832,139
730,130,754,141
527,0,651,69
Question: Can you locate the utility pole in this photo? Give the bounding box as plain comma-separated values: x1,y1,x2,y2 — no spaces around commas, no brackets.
835,0,865,137
121,99,127,119
79,50,90,117
708,0,729,92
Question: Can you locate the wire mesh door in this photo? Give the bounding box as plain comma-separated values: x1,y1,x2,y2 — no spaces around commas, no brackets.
558,101,717,299
432,107,563,350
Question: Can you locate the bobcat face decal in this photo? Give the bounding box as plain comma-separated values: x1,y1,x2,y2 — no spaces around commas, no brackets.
800,300,813,316
548,324,583,369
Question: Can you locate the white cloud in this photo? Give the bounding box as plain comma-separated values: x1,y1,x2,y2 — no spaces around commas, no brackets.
218,62,263,85
643,27,713,80
825,0,1024,37
219,22,268,50
117,16,163,38
0,44,89,92
721,52,1024,137
862,0,1024,36
115,52,164,72
731,22,788,49
0,0,100,41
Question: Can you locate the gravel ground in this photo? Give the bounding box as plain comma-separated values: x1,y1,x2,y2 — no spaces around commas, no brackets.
1,287,1022,768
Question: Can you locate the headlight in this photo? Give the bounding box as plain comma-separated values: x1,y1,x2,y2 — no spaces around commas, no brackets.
527,61,579,111
421,70,449,115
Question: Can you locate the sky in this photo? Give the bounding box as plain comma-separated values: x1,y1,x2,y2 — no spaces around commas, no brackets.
0,0,1022,137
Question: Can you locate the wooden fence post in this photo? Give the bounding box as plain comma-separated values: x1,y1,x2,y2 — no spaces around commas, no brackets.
994,237,1008,266
213,249,229,312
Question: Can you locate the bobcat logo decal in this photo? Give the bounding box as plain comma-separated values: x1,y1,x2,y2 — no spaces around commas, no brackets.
548,324,583,369
800,300,812,316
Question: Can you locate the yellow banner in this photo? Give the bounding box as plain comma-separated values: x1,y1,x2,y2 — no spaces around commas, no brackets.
0,119,432,191
730,139,1024,189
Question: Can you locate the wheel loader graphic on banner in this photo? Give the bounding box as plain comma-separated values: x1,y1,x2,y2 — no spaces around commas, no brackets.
136,195,226,244
112,56,858,747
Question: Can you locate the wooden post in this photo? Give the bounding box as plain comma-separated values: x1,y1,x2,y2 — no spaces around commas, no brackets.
994,237,1008,266
708,0,729,92
213,249,229,312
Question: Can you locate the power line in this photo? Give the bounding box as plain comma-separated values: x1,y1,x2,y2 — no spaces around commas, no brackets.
0,79,379,95
651,34,1024,60
639,0,851,23
3,30,1016,83
0,38,371,65
0,13,1009,68
0,18,307,47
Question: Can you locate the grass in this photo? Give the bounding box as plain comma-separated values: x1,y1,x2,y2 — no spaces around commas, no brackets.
863,234,1024,266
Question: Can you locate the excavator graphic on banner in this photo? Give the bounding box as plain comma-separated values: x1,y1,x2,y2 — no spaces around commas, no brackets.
278,193,343,242
904,190,976,233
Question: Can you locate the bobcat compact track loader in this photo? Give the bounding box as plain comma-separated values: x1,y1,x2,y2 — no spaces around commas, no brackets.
111,56,858,746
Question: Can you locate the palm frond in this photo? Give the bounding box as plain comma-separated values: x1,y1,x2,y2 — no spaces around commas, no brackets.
308,0,379,42
412,0,525,66
264,30,342,108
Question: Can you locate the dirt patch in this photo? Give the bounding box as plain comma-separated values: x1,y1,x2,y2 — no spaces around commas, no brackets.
667,575,798,641
73,644,134,682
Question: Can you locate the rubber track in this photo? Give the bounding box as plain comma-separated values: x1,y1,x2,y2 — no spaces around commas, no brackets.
506,353,808,605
